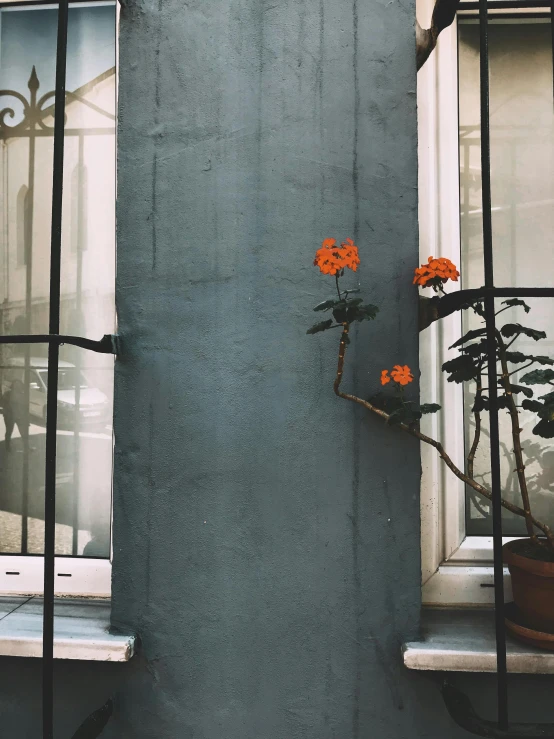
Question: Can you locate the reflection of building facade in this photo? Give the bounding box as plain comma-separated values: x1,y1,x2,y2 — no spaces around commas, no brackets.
0,67,115,557
457,23,554,536
0,67,115,370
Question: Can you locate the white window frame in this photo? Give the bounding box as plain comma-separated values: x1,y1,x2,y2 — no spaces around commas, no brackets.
417,0,551,606
0,0,117,597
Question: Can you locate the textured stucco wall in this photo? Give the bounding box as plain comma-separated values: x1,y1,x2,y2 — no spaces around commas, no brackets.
111,0,422,734
4,0,554,738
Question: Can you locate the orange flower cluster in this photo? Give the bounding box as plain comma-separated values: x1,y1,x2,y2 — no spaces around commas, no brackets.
413,256,460,288
381,365,414,387
314,238,360,276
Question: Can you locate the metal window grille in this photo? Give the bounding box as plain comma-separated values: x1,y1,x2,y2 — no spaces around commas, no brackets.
0,2,116,736
441,1,554,736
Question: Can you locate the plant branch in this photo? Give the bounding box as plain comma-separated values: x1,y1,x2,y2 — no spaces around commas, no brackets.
467,375,482,481
333,331,554,548
496,330,542,545
508,361,534,377
333,323,350,396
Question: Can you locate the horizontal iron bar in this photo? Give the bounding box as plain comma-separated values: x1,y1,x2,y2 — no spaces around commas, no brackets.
442,683,554,738
0,0,103,6
438,287,554,314
460,1,552,8
0,333,117,354
1,128,116,140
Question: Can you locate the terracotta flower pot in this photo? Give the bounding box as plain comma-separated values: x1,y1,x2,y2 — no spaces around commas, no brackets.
503,539,554,634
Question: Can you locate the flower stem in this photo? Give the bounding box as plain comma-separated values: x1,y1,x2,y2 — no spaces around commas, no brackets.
332,329,554,549
467,375,482,481
333,323,350,396
335,274,342,301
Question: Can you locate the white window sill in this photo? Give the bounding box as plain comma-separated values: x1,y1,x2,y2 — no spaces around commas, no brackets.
403,608,554,674
0,596,135,662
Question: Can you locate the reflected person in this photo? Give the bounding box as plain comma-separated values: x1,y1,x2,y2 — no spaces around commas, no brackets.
2,380,29,452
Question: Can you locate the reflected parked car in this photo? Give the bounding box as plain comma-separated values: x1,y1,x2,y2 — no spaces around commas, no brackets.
1,357,110,427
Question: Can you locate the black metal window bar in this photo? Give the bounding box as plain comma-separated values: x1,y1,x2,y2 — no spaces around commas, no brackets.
440,1,554,736
0,2,116,737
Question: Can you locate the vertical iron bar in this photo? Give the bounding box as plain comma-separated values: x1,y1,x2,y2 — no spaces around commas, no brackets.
479,0,509,729
42,2,69,738
21,69,39,555
551,0,554,104
72,134,85,556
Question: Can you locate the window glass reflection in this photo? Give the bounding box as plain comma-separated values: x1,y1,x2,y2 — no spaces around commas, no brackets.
459,18,554,535
0,3,115,558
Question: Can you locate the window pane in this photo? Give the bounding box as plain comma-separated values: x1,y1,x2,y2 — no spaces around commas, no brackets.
55,345,113,557
459,18,554,536
459,18,554,288
0,343,49,554
0,2,116,339
0,4,115,559
0,344,112,557
60,6,116,340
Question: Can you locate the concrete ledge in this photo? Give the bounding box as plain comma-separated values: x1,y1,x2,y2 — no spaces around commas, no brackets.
403,608,554,674
0,596,135,661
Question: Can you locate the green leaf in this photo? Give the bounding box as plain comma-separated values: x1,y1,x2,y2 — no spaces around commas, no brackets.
450,328,487,350
472,301,485,318
504,351,528,364
306,319,334,335
369,392,403,414
420,403,441,414
356,303,379,321
507,384,534,398
533,419,554,439
313,299,338,312
442,355,479,383
345,303,379,323
540,404,554,421
539,390,554,404
520,368,554,385
472,394,510,413
500,324,546,341
521,398,545,414
463,340,489,359
370,394,437,425
331,301,348,323
504,351,554,366
501,298,531,314
388,404,421,426
521,394,554,421
314,296,367,313
532,356,554,366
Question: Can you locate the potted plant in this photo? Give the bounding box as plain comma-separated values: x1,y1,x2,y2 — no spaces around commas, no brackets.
308,237,554,645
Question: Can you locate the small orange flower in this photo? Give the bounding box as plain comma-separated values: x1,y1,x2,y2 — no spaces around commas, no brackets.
314,237,361,276
413,256,460,289
380,370,391,386
390,365,414,386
